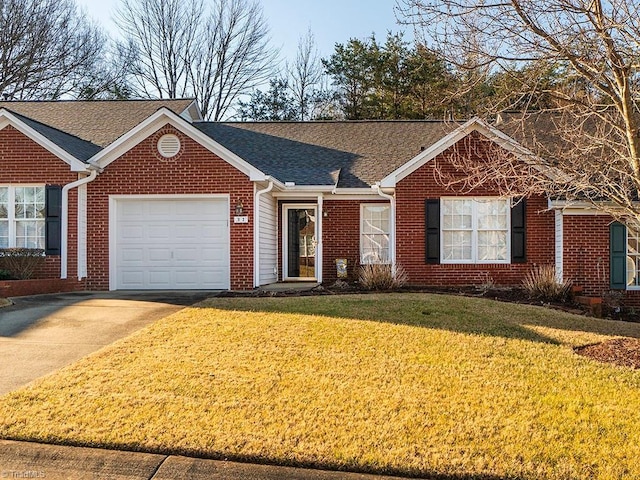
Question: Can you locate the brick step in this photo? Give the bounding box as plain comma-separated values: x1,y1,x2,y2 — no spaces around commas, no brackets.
574,295,602,317
575,295,602,306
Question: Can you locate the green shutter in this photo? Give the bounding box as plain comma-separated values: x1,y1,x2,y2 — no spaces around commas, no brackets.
425,199,440,264
510,198,526,263
610,222,627,290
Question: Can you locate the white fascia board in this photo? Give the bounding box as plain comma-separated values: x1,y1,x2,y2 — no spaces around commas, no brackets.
0,109,90,172
379,117,537,188
272,188,385,200
91,108,267,181
272,187,334,198
548,199,616,216
332,187,389,196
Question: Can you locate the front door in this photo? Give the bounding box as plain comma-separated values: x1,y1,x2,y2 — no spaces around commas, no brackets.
283,205,317,280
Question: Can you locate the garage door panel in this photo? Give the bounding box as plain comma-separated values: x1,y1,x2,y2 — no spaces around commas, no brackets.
121,271,145,288
147,225,172,239
120,224,145,240
175,224,201,239
148,271,172,286
148,248,172,262
121,202,145,216
115,198,230,290
121,248,144,263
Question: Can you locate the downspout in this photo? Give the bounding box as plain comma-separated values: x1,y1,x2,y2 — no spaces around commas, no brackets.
254,178,274,288
61,169,98,279
372,184,396,267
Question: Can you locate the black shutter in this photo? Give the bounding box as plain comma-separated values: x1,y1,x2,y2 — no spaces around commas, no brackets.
45,185,62,256
511,198,526,263
425,199,440,264
610,221,627,290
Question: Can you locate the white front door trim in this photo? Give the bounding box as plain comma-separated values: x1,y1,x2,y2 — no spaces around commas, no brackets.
282,203,318,281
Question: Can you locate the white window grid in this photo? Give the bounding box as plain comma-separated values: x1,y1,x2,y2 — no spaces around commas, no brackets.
440,197,510,264
0,185,45,249
360,204,390,264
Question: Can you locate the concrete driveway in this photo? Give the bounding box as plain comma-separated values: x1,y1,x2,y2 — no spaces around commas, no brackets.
0,291,214,395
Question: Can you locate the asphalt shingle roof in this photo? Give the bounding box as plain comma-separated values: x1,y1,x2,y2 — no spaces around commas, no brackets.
0,99,195,147
196,121,458,187
8,110,102,162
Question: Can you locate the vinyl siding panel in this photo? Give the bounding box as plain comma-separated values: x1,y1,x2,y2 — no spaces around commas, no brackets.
259,192,278,285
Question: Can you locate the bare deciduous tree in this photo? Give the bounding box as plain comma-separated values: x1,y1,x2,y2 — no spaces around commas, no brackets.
396,0,640,222
287,29,323,121
115,0,203,99
187,0,277,120
116,0,277,120
0,0,104,100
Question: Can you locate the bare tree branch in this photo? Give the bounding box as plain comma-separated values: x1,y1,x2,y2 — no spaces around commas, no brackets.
287,29,324,121
116,0,277,120
397,0,640,222
0,0,105,100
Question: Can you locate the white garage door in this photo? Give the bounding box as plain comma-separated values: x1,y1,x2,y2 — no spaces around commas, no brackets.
114,197,229,290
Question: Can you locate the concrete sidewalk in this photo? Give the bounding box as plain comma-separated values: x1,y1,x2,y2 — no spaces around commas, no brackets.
0,440,424,480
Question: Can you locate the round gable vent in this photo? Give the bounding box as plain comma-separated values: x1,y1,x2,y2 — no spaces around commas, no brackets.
157,133,181,158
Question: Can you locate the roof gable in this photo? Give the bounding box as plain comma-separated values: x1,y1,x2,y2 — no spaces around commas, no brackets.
0,109,93,172
92,108,267,181
379,117,536,188
0,99,198,147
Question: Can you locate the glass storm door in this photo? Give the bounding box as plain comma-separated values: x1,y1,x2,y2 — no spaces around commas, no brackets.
284,206,317,280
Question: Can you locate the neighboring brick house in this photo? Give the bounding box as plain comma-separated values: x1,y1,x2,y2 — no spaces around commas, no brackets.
0,99,632,298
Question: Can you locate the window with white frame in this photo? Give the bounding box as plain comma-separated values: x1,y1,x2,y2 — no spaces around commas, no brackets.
0,186,45,249
627,226,640,288
441,197,509,263
361,204,390,264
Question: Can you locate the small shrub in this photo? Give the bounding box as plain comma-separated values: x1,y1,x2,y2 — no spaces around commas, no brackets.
478,271,496,293
0,269,13,280
522,265,572,302
358,263,408,290
0,248,45,280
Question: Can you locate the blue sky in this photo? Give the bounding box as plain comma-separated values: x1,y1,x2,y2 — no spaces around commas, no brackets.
76,0,409,64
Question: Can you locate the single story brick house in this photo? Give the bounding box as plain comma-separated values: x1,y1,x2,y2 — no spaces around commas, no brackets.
0,99,634,299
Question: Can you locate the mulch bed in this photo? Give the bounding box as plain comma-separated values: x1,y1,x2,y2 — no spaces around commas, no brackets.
575,338,640,370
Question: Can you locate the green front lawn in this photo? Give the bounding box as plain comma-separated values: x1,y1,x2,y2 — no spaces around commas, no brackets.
1,293,640,479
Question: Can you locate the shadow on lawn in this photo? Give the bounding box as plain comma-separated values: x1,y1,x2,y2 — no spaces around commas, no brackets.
202,292,640,345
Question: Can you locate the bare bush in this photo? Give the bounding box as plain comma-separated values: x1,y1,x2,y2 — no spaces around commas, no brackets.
358,263,408,291
522,265,572,302
0,248,45,280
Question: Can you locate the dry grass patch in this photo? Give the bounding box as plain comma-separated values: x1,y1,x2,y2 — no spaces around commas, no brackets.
1,294,640,479
0,298,10,308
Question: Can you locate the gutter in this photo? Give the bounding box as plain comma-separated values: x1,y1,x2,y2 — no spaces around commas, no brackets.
254,178,274,288
61,168,99,279
372,184,396,267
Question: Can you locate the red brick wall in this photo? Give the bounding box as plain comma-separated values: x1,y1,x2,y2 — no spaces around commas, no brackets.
85,126,254,290
562,215,610,296
0,125,79,279
395,133,555,287
561,214,640,306
321,199,388,283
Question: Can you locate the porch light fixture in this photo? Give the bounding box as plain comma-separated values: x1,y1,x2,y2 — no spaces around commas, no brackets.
235,200,244,215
